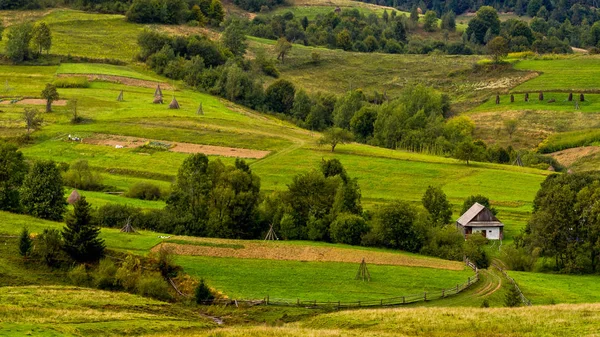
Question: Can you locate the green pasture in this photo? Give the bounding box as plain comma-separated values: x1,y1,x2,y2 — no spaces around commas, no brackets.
0,286,212,336
0,9,142,60
514,56,600,92
178,255,473,302
56,63,161,81
512,271,600,305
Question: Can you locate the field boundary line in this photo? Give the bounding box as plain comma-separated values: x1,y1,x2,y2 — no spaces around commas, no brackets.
492,262,532,306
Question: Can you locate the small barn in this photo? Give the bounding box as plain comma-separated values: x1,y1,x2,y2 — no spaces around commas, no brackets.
456,202,503,240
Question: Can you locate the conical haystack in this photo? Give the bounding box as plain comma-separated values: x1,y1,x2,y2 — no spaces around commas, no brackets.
154,84,163,97
196,102,203,115
121,217,137,233
117,90,124,102
355,258,371,282
67,189,81,205
153,95,163,104
169,97,180,109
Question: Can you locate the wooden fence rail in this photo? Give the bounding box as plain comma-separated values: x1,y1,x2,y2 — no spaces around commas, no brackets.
263,259,480,309
492,263,532,306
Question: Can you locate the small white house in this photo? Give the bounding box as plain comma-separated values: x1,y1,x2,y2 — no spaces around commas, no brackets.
456,202,503,240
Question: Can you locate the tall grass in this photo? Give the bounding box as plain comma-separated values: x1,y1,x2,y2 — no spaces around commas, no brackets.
537,129,600,153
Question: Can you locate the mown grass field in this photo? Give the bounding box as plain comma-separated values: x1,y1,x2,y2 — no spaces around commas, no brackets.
513,56,600,92
56,63,161,81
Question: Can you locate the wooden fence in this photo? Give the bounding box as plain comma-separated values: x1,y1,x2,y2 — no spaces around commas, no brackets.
492,263,532,306
262,259,480,309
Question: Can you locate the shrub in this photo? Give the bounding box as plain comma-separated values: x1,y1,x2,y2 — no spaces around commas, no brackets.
136,273,172,301
53,77,89,88
96,204,142,228
195,279,215,304
329,213,369,246
504,284,522,307
93,258,119,290
500,245,539,271
36,228,65,267
63,160,104,191
152,245,181,278
69,264,91,286
116,254,142,291
125,182,162,200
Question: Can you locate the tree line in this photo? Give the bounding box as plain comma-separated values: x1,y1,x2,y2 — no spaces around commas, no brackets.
514,171,600,274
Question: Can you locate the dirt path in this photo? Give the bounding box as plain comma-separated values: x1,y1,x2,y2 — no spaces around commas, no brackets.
474,269,503,298
81,134,270,159
0,99,68,106
549,146,600,167
57,74,172,90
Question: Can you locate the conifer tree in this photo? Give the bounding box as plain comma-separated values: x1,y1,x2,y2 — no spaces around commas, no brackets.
504,284,522,307
62,196,105,263
18,227,32,258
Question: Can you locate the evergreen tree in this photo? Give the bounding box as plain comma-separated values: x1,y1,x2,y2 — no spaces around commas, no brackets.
410,5,419,22
18,227,32,258
20,160,66,221
195,279,215,303
504,284,522,307
62,197,105,263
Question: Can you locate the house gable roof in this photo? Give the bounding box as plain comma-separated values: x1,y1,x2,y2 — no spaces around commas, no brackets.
456,202,503,227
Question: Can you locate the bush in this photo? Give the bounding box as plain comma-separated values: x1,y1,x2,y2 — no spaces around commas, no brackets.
63,160,104,191
18,227,32,258
93,258,119,290
195,278,215,304
152,245,181,278
329,213,369,246
36,228,65,267
53,77,89,88
125,182,163,200
500,245,539,271
116,254,142,291
136,273,172,301
68,264,91,286
96,204,142,228
420,225,464,261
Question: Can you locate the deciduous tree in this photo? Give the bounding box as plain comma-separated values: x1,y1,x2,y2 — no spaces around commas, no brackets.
0,142,28,212
23,107,43,137
31,22,51,55
422,186,452,226
20,160,66,221
318,127,353,152
41,83,59,113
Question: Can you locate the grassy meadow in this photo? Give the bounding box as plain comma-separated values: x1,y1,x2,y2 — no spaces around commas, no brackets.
3,7,600,335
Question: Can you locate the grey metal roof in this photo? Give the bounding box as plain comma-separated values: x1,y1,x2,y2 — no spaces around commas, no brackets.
456,202,504,228
465,221,504,227
456,202,485,226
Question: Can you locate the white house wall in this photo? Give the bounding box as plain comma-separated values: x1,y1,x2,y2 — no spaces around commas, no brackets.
471,227,501,240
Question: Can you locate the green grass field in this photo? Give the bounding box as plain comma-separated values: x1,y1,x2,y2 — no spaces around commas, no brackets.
56,63,162,81
0,286,212,336
513,56,600,92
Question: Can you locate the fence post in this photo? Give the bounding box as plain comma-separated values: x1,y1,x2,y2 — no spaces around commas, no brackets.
468,277,471,284
297,298,299,306
402,296,405,304
381,299,383,306
358,301,361,307
267,295,269,305
424,292,427,301
456,284,459,293
442,289,445,298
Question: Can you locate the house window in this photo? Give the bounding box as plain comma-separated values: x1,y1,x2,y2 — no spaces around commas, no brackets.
489,230,492,232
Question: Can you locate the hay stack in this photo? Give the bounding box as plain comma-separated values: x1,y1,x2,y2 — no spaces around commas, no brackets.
548,165,555,172
154,84,163,97
510,94,514,103
539,92,544,101
568,92,573,101
495,95,500,104
169,97,180,109
525,93,529,102
580,93,585,102
153,96,163,104
67,189,81,205
117,90,124,102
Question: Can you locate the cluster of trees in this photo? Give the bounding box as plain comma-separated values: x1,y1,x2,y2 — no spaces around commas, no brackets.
126,0,224,25
363,0,598,22
245,9,479,55
2,139,497,267
4,22,52,63
233,0,285,12
517,172,600,273
465,6,571,54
